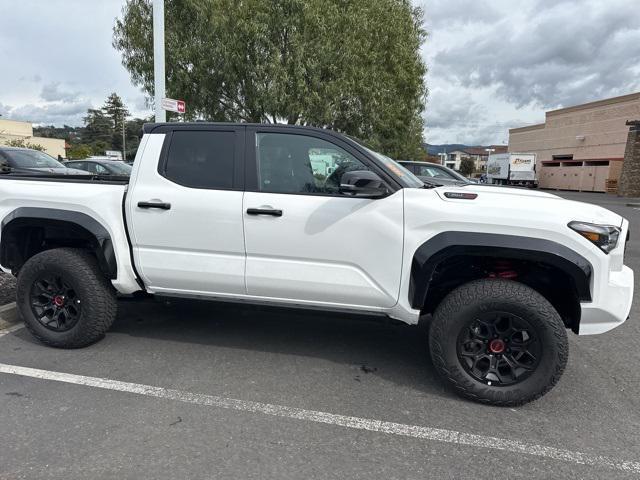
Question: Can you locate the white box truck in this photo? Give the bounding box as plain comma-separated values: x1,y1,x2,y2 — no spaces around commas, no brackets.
509,153,537,186
487,153,537,187
486,153,510,185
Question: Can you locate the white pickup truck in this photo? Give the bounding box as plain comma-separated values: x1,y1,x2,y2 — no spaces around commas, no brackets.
0,123,633,406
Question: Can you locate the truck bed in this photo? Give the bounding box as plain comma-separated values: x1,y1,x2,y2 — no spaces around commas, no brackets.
0,174,140,294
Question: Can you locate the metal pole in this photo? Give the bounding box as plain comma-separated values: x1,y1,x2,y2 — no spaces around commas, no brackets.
153,0,166,122
122,112,126,161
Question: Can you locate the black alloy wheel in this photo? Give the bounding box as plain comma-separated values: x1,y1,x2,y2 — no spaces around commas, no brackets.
457,312,542,386
30,275,82,332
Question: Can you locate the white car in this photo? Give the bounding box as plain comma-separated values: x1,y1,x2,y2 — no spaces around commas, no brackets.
0,123,633,406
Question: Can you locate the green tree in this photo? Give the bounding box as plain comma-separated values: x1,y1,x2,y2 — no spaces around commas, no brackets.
459,157,475,177
123,116,151,160
113,0,427,159
102,92,130,151
66,144,93,160
3,138,46,151
83,109,113,148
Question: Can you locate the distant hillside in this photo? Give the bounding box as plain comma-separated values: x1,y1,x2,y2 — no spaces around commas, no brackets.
424,144,473,155
424,143,507,155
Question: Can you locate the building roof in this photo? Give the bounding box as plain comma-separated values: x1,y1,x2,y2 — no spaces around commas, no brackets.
509,123,545,134
451,146,509,156
509,92,640,133
546,91,640,117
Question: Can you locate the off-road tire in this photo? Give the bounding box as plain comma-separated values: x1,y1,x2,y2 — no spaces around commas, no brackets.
429,279,568,406
17,248,117,348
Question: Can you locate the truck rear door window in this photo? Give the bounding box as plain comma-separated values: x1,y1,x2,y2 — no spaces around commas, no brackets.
163,130,235,189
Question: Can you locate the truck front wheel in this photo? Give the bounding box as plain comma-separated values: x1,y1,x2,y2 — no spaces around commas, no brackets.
429,279,568,406
17,248,117,348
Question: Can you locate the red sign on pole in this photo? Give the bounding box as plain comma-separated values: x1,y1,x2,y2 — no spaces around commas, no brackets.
161,98,186,114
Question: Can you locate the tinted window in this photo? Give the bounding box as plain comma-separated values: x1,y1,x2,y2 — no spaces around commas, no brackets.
414,164,457,179
5,150,64,169
95,163,110,174
67,161,86,170
107,162,132,174
256,133,369,194
84,162,102,174
163,130,235,189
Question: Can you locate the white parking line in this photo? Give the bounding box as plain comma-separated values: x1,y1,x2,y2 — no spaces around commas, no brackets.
1,363,639,474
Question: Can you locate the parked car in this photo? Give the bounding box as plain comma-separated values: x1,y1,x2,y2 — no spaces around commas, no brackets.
398,160,470,186
65,159,132,176
0,123,633,407
0,146,89,175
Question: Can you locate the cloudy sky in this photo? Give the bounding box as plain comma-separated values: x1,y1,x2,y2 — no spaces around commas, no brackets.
1,0,639,146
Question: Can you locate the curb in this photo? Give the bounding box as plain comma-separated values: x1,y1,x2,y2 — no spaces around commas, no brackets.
626,203,640,207
0,302,18,329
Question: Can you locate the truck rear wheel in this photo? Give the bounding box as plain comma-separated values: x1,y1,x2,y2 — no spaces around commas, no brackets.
17,248,117,348
429,279,568,406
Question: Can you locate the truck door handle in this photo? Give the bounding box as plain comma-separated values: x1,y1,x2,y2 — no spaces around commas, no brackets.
138,201,171,210
246,208,283,217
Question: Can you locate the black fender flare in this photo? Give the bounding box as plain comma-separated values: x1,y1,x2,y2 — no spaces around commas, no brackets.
409,232,592,309
1,207,117,278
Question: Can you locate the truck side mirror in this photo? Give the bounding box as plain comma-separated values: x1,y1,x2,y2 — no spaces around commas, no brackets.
339,170,387,198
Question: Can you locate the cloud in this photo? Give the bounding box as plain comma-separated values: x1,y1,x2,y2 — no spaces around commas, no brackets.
18,74,42,83
432,0,640,110
40,82,81,103
7,101,92,126
129,95,150,111
0,0,150,127
0,102,12,118
423,0,498,28
426,97,485,130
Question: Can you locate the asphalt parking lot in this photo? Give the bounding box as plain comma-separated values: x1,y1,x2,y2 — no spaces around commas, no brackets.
1,191,640,479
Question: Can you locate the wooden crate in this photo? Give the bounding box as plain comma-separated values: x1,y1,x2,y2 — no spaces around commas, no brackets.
605,179,618,194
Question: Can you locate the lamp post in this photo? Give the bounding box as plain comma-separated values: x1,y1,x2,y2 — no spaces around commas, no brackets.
153,0,166,122
122,111,127,161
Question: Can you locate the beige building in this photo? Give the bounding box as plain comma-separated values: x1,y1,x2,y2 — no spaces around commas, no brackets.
509,92,640,192
0,118,66,158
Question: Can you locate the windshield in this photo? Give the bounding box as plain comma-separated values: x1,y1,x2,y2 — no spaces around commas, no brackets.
107,162,132,174
414,163,467,182
359,146,424,188
5,150,64,169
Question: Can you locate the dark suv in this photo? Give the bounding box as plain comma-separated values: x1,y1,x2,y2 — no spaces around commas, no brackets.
65,159,132,176
398,161,470,186
0,147,89,175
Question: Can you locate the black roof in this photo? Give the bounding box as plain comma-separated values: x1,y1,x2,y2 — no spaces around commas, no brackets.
398,160,447,167
66,158,125,163
142,122,341,137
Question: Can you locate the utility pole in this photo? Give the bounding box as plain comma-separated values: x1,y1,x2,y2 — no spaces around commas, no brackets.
153,0,166,122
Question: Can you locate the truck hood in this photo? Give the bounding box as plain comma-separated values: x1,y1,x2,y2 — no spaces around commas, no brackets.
433,185,623,227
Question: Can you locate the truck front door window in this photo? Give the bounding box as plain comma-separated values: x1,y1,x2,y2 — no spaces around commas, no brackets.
256,133,369,195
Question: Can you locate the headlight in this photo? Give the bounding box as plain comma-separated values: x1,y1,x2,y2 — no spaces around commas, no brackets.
568,221,621,254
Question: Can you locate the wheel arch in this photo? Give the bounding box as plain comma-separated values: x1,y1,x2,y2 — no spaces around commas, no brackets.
410,232,592,331
1,207,116,278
